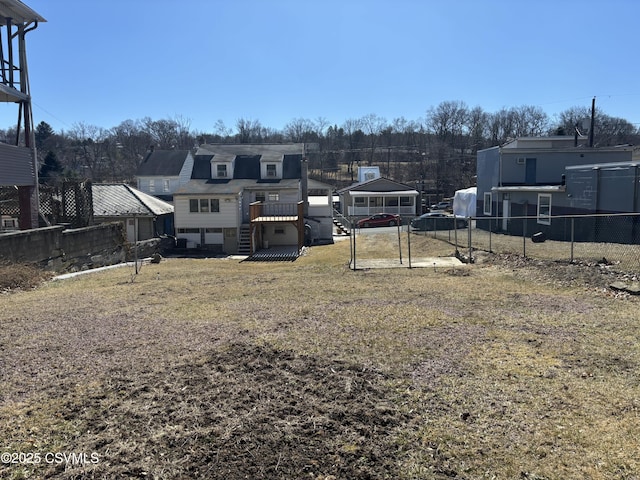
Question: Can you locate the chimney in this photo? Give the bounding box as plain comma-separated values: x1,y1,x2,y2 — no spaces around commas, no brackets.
301,156,309,217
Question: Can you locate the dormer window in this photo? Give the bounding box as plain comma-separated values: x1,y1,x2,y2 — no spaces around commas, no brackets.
216,164,228,178
260,157,282,179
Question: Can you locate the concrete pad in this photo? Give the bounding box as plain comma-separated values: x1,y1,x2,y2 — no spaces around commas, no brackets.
352,256,465,269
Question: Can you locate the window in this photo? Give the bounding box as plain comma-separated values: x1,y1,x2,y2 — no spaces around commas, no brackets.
274,227,285,234
400,196,412,206
149,179,155,193
537,194,551,225
216,164,227,178
484,192,492,215
354,197,365,206
266,164,277,177
369,197,383,207
205,228,223,233
178,228,200,234
189,198,220,213
255,192,266,202
163,179,170,192
268,192,279,201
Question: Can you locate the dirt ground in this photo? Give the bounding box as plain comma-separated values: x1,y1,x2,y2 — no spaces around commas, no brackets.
1,247,639,479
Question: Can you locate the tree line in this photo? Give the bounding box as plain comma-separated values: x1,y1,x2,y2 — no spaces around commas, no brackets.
6,100,638,197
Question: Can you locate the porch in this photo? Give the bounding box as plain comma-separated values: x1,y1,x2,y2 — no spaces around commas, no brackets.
249,201,305,254
345,190,419,217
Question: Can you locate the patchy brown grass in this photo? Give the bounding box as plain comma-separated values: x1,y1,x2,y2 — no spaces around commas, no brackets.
0,263,52,292
1,234,640,479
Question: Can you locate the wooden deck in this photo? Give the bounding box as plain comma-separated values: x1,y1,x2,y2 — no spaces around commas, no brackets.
243,245,300,262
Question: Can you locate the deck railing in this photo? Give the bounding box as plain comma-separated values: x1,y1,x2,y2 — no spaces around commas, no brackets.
250,201,304,221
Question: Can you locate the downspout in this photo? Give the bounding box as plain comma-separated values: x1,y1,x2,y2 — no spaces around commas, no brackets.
301,156,309,217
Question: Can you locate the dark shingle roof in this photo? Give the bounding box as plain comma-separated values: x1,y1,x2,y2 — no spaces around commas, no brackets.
190,144,304,181
337,177,416,194
191,154,213,179
136,150,190,176
233,155,261,179
282,154,302,179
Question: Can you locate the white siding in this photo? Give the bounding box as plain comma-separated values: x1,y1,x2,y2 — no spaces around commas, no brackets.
138,176,180,195
179,153,195,185
174,195,239,229
265,223,297,246
278,189,300,203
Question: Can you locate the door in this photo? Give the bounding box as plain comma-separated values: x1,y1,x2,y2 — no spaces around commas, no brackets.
525,158,537,185
502,199,510,231
126,218,136,243
223,228,237,253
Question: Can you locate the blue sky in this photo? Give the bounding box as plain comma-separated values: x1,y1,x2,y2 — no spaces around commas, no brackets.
9,0,640,134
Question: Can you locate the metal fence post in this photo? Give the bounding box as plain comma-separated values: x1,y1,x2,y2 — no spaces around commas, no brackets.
407,224,412,268
468,217,472,263
489,217,492,253
397,222,402,265
523,216,527,258
570,217,575,263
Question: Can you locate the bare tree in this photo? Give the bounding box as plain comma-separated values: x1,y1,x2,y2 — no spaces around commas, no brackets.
426,100,469,152
283,117,315,143
511,105,549,137
235,118,264,143
553,106,637,145
342,118,364,181
68,122,110,180
360,113,387,165
111,119,153,178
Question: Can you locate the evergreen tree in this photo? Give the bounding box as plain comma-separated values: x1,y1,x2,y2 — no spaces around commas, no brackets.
39,150,63,184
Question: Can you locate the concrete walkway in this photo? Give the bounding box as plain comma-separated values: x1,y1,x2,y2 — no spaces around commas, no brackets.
351,256,465,270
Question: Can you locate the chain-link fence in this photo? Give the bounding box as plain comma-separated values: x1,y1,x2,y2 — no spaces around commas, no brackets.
414,213,640,273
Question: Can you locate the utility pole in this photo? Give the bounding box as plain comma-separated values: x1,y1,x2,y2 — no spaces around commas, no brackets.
589,97,596,147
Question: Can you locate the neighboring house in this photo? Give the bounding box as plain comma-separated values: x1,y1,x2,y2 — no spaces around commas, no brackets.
92,184,174,243
476,136,636,241
0,2,46,229
173,143,333,254
136,149,194,202
337,176,419,219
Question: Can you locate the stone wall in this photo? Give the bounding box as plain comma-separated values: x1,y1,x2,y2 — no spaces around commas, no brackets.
0,223,127,272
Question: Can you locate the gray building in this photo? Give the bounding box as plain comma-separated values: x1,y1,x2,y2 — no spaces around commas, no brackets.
476,136,636,242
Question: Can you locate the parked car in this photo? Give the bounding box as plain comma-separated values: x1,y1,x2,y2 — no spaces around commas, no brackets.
430,201,452,211
410,212,467,231
357,213,402,228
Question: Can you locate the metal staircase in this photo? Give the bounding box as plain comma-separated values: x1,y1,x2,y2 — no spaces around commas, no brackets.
332,210,351,235
237,224,251,255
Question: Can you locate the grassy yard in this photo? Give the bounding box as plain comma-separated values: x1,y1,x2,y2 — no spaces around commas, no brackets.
1,234,639,479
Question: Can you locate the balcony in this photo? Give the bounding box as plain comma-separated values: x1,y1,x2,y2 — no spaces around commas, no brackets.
250,201,303,222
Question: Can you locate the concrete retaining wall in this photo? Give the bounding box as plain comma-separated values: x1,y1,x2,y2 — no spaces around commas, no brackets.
0,223,127,272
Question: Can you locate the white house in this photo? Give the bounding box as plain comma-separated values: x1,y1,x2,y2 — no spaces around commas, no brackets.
136,149,194,202
173,144,333,255
337,176,419,219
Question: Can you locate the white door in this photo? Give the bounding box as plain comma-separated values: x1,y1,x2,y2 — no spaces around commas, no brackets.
502,199,510,231
126,218,136,242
